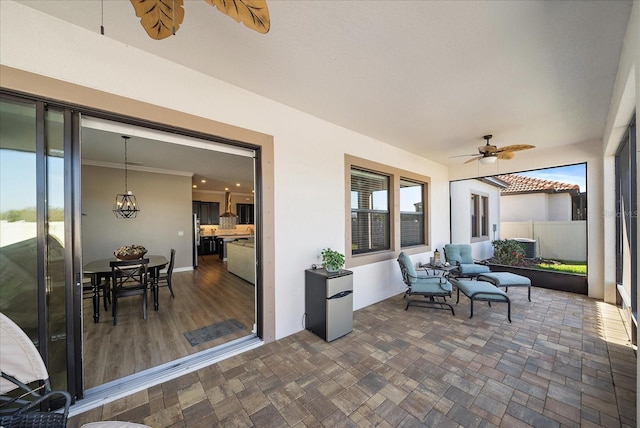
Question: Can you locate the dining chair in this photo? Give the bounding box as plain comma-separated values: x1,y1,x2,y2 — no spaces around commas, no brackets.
157,249,176,298
110,258,149,325
82,275,111,317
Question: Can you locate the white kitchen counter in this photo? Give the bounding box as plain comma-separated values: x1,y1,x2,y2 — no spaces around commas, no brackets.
215,234,253,240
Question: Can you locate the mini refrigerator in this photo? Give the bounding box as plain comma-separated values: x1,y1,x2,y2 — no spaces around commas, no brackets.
305,268,353,342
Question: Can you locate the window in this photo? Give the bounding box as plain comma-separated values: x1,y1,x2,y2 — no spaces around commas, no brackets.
400,179,424,247
351,168,390,254
471,193,489,240
346,155,430,267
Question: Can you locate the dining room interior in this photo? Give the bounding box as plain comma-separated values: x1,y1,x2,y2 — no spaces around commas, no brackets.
80,117,258,390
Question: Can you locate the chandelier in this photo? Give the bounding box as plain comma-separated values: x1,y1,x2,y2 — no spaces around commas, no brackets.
113,136,140,218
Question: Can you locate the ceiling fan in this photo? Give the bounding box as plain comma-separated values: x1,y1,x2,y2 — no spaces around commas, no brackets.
454,135,535,164
129,0,270,40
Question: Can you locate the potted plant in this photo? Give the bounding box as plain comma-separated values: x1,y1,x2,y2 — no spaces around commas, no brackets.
321,248,345,272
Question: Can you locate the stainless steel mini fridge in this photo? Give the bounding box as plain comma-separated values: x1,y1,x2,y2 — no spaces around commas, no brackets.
305,268,353,342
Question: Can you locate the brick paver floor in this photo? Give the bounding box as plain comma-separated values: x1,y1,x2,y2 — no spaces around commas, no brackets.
68,286,636,427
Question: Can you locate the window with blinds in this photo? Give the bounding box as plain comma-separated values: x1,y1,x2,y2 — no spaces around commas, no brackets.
400,178,424,247
351,168,390,254
471,193,489,239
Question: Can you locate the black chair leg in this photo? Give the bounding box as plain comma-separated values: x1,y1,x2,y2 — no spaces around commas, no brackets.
112,291,118,326
143,292,147,320
167,278,175,298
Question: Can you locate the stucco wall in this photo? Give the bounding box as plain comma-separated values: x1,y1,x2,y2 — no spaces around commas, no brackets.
547,193,572,221
501,192,572,222
501,193,548,222
449,179,500,260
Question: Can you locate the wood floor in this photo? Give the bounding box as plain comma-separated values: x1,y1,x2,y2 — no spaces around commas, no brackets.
82,254,255,389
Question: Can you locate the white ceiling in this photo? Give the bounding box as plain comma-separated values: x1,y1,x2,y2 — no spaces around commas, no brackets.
17,0,633,169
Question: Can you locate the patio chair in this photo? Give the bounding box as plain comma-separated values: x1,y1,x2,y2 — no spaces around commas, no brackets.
110,258,150,325
397,252,455,315
157,249,175,298
443,244,490,279
0,312,71,427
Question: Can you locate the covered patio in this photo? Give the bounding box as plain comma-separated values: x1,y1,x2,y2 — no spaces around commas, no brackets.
68,286,635,427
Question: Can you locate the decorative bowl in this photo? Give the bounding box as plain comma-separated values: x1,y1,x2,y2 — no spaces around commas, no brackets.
114,245,147,260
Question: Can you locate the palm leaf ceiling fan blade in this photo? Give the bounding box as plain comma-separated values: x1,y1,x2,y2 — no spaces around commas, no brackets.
129,0,269,40
205,0,271,34
495,144,536,153
496,151,514,160
130,0,185,40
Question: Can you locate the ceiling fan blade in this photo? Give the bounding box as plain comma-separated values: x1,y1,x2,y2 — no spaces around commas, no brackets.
130,0,185,40
449,153,479,158
495,144,535,153
464,156,481,164
206,0,271,34
497,151,514,160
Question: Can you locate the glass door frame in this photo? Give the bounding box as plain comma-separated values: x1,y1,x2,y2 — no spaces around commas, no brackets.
0,92,82,401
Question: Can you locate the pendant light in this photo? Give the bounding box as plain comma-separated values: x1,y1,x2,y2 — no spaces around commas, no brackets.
113,136,140,218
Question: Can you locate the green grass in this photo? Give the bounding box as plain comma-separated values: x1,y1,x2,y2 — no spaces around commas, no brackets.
532,263,587,275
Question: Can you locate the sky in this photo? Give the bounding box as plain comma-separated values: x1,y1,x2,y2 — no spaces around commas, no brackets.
0,150,65,212
515,163,586,192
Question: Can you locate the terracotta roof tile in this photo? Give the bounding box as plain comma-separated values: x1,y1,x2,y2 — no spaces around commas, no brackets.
496,174,580,195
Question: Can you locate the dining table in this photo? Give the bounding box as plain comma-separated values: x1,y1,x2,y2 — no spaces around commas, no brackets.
83,255,168,323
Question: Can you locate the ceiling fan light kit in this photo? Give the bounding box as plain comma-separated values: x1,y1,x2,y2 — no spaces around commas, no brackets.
479,155,498,165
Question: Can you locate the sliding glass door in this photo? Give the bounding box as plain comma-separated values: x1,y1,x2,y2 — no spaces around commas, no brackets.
615,117,637,338
1,90,261,400
0,95,80,396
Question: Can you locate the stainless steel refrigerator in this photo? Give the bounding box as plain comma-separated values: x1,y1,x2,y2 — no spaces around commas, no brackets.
305,268,353,341
192,213,200,268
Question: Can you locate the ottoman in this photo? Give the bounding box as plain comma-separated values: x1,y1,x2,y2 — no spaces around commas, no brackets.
455,280,511,322
478,272,532,301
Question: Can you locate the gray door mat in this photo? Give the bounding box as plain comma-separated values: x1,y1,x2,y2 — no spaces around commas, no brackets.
184,319,246,346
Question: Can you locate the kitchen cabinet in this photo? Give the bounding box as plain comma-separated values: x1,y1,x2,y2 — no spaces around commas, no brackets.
236,203,254,224
200,203,212,225
192,201,220,225
200,236,216,255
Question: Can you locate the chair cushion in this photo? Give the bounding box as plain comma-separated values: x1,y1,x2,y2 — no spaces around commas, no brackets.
398,252,417,281
412,277,453,293
444,244,474,264
478,272,531,286
458,263,491,275
456,280,509,301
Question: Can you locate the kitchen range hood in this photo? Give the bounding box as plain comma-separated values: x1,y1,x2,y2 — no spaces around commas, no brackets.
219,192,237,229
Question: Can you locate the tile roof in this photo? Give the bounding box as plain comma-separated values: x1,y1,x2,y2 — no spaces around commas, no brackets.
496,174,580,195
